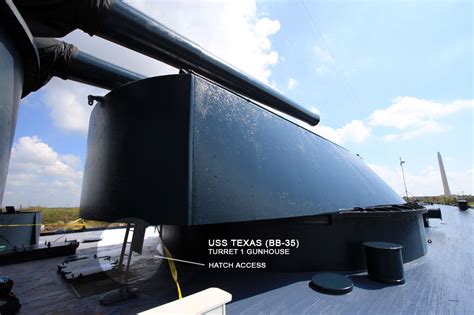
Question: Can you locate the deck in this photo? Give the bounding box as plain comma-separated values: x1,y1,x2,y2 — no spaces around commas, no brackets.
0,204,472,314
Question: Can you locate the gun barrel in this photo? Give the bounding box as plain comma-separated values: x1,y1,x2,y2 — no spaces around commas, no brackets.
96,1,320,126
69,50,145,90
33,38,145,91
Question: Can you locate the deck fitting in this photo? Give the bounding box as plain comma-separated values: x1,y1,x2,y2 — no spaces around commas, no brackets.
310,272,353,295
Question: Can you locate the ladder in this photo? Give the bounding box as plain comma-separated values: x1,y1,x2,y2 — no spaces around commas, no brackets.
99,222,140,305
118,223,135,281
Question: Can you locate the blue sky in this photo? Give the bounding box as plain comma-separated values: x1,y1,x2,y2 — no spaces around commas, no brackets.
4,0,473,207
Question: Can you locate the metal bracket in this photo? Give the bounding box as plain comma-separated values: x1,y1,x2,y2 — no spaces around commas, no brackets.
88,95,105,106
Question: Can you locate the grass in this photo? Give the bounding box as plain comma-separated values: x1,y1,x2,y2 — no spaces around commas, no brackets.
404,195,473,207
7,195,473,232
20,207,121,232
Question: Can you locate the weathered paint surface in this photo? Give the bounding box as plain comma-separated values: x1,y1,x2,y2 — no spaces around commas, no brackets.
81,74,403,225
191,76,403,224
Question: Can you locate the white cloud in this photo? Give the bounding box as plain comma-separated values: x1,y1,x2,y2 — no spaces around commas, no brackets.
285,104,371,145
287,77,298,90
382,121,448,142
60,154,81,169
368,163,474,196
313,44,334,75
309,106,321,115
29,0,282,134
312,120,372,144
369,97,473,141
301,97,473,145
124,0,281,83
3,137,83,207
42,79,105,134
369,97,473,129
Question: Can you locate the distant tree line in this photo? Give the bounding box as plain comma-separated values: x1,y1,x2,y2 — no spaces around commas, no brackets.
404,195,474,206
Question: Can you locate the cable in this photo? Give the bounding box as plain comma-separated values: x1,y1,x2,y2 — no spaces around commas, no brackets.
164,245,183,299
299,0,364,115
157,227,183,299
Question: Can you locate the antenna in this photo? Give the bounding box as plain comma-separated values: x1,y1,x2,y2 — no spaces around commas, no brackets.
400,157,409,201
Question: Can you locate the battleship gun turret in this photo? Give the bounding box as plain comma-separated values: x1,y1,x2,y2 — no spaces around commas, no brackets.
0,0,429,271
1,0,318,206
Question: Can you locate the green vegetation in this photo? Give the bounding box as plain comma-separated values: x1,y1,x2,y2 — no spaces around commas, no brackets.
403,195,474,207
4,195,472,233
20,207,119,232
36,207,79,225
